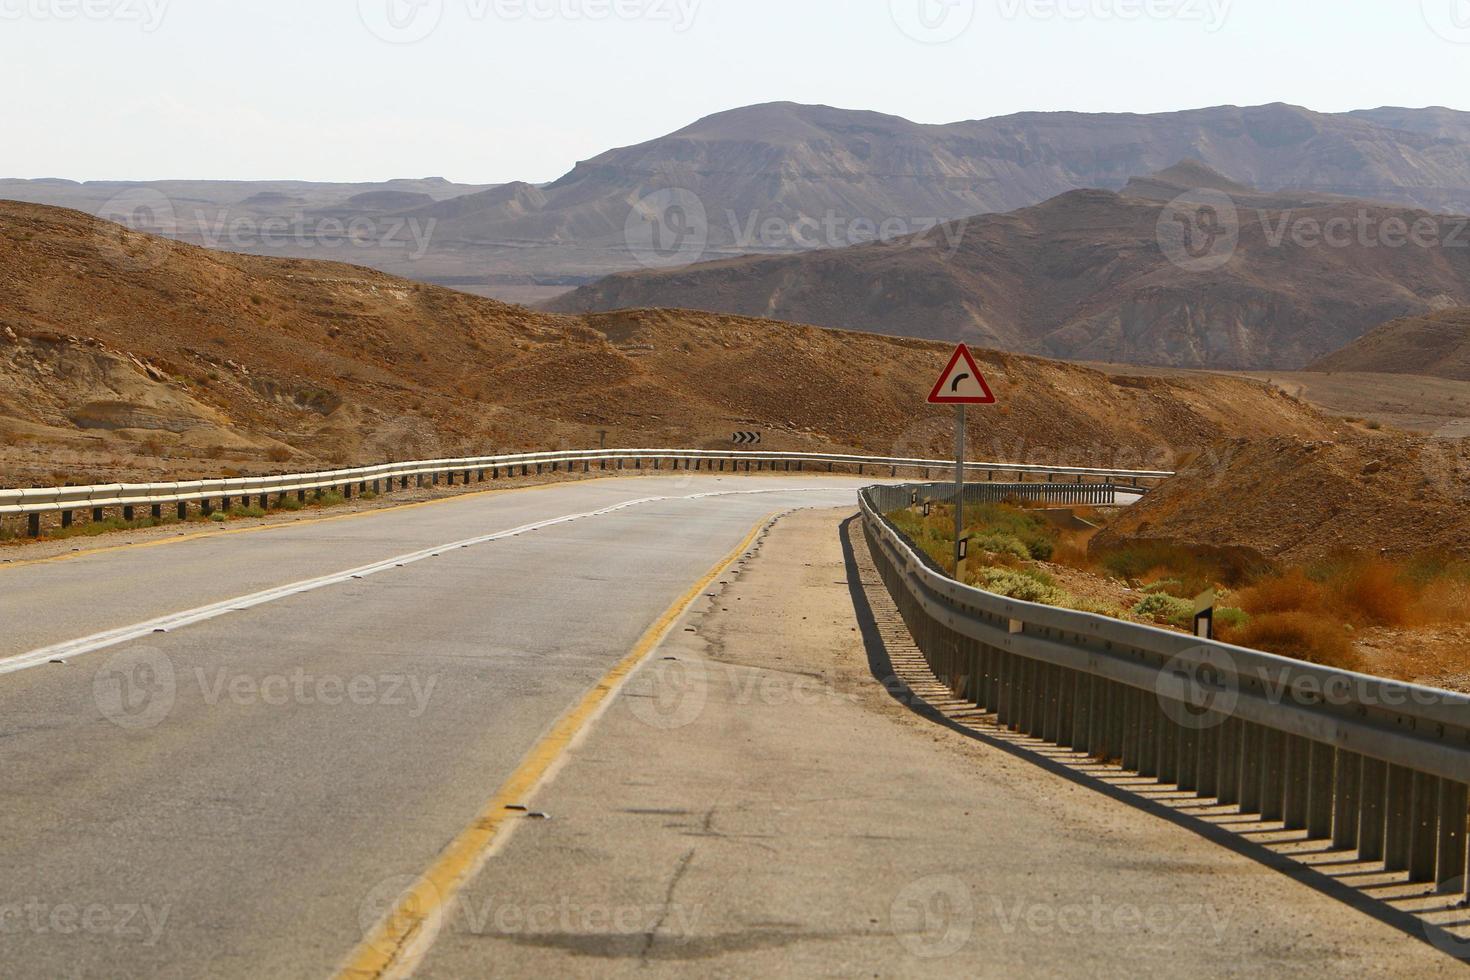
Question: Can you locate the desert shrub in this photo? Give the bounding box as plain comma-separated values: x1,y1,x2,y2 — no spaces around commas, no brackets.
976,568,1071,605
228,505,267,519
1215,607,1250,631
1226,611,1362,671
1064,598,1125,618
1131,593,1195,628
266,446,293,463
278,497,305,512
1333,560,1416,628
209,512,227,523
973,532,1030,560
1234,568,1327,616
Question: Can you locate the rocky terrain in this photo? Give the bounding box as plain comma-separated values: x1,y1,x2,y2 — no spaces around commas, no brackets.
0,200,1339,488
1092,435,1470,565
548,163,1470,370
1310,308,1470,381
9,102,1470,305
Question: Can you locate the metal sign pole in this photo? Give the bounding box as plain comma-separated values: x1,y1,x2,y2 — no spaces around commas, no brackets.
954,403,966,576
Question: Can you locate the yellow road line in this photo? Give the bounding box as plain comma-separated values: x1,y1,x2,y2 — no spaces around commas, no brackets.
335,513,775,980
0,476,623,572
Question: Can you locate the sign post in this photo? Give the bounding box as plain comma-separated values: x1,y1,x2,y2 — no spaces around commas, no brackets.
927,344,997,580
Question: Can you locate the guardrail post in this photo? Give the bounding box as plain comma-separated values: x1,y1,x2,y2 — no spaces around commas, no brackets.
122,505,135,522
1307,742,1335,840
1238,724,1262,814
446,471,455,486
177,502,188,520
1137,695,1158,778
1216,718,1241,807
1332,752,1362,850
1385,765,1413,872
1360,759,1388,861
61,510,73,529
92,507,104,523
1260,729,1286,821
27,514,40,538
1178,724,1198,793
343,484,353,500
1196,724,1219,799
1438,782,1468,893
1409,774,1440,883
1284,736,1310,831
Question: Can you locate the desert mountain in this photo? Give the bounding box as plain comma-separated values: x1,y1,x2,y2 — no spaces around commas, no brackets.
7,102,1470,304
547,164,1470,370
1310,309,1470,381
0,201,1337,487
1092,435,1470,564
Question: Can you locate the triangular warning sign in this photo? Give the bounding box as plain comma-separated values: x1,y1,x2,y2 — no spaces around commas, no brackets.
928,344,997,405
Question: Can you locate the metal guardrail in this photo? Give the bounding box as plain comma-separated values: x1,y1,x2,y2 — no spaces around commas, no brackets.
861,483,1470,895
0,450,1171,535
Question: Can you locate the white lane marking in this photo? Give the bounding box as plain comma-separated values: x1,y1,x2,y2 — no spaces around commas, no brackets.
0,487,852,678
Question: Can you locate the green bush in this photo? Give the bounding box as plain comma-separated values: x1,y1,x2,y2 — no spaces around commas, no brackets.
209,512,227,523
1131,593,1196,628
972,532,1030,560
1216,607,1250,631
278,497,305,512
978,568,1071,605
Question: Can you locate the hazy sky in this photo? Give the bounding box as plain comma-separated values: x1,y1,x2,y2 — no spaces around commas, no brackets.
5,0,1469,183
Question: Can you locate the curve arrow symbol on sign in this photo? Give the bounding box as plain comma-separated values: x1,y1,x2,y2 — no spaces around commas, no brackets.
928,345,997,405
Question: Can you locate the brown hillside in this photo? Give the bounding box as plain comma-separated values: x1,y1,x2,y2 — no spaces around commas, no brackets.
547,166,1470,371
1309,308,1470,381
1092,436,1470,565
0,201,1337,487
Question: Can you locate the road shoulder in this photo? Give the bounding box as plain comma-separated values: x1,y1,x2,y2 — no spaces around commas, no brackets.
413,507,1465,978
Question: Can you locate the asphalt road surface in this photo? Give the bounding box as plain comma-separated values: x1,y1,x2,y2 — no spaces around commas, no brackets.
0,475,874,978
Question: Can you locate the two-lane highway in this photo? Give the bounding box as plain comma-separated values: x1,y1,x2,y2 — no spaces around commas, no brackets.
0,475,874,978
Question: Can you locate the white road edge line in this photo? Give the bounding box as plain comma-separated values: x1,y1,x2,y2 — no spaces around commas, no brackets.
0,487,848,678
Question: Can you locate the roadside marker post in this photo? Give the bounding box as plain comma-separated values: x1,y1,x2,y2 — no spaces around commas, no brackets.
927,344,998,577
1194,590,1218,640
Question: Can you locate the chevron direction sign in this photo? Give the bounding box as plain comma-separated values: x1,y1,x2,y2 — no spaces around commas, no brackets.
732,432,762,445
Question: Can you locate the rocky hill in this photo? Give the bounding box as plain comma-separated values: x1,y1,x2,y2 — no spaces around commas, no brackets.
0,201,1337,487
1310,309,1470,381
547,164,1470,370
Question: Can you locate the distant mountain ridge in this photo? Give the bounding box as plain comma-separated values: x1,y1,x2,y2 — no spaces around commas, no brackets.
6,101,1470,305
546,163,1470,371
1310,309,1470,380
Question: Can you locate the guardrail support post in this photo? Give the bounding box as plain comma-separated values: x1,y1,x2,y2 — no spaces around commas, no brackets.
122,505,135,522
446,471,455,486
1332,752,1362,850
1260,729,1285,821
1284,736,1310,831
92,507,104,523
1307,742,1335,840
1438,782,1468,893
1409,773,1440,883
343,484,352,500
61,510,73,529
1238,724,1262,814
1216,718,1241,807
1385,765,1413,872
1360,759,1387,862
178,502,189,520
1178,724,1198,793
27,514,40,538
150,503,163,521
1196,724,1219,799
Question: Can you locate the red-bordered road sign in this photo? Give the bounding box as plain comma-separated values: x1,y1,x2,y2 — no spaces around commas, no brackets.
927,344,997,405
